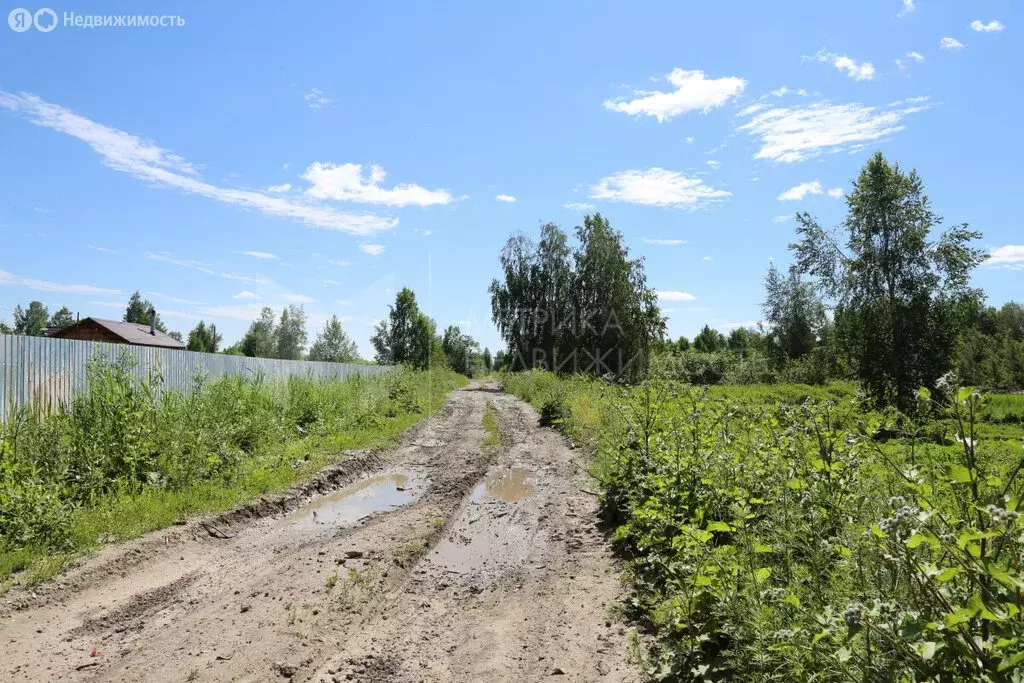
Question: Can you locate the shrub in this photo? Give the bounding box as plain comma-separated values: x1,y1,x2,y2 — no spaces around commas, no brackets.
505,371,1024,680
0,355,462,558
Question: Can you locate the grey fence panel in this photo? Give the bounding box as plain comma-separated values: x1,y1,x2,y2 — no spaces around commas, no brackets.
0,335,393,422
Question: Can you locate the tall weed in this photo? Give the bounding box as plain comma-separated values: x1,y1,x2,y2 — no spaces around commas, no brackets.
505,370,1024,681
0,354,462,572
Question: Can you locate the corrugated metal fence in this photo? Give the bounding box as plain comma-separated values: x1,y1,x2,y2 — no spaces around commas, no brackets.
0,335,394,422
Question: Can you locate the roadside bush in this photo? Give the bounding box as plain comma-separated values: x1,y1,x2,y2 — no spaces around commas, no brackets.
0,354,462,560
505,370,1024,681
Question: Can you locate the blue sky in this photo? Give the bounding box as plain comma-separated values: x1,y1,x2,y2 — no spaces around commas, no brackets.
1,0,1021,356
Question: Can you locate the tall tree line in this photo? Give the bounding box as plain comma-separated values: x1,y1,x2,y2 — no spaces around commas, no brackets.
489,214,663,380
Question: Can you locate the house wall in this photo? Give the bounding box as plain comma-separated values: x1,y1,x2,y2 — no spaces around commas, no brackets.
52,321,123,344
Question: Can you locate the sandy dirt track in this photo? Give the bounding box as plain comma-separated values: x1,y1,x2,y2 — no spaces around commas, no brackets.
0,382,640,682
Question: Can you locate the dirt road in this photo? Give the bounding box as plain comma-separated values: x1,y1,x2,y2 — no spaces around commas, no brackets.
0,382,639,682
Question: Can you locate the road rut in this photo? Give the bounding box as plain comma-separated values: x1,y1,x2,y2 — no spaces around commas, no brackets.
0,382,638,682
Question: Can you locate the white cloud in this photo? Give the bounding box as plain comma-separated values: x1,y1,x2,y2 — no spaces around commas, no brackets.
642,238,687,246
328,258,353,268
771,86,790,97
603,68,746,123
0,91,394,235
778,180,823,201
589,168,730,209
899,0,915,17
702,256,713,261
361,244,385,256
706,159,721,170
940,37,965,50
970,20,1004,33
145,251,215,275
772,215,792,223
685,136,695,144
807,50,875,81
233,290,260,300
895,59,906,71
827,187,845,198
563,202,595,212
304,88,333,110
737,98,929,163
907,51,925,63
146,252,273,287
202,304,265,321
987,245,1024,264
281,293,315,304
0,268,121,296
301,162,452,207
146,291,206,305
88,245,119,254
657,290,697,302
239,251,279,260
220,273,272,286
495,194,517,203
266,183,292,193
154,309,197,321
322,279,342,286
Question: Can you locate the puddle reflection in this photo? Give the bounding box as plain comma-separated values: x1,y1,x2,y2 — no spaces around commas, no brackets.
292,472,417,528
472,468,535,502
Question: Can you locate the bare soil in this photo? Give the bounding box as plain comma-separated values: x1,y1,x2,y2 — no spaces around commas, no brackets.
0,382,640,682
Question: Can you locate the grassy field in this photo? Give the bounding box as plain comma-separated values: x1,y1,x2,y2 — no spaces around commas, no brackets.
504,370,1024,682
0,357,465,588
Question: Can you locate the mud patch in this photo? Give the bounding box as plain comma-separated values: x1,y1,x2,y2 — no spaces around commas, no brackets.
71,573,196,637
425,466,544,586
472,467,535,502
290,470,424,529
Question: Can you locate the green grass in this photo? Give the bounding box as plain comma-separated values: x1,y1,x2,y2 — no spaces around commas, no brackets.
482,399,500,447
982,392,1024,424
0,358,465,588
503,370,1024,681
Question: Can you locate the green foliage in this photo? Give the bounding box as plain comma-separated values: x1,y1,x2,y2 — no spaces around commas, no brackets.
308,315,359,363
370,287,436,370
0,356,464,580
957,302,1024,391
693,325,727,353
275,305,308,360
441,325,481,376
240,307,277,358
186,320,222,353
489,215,664,380
482,400,500,447
49,306,74,331
791,152,986,409
762,263,825,362
505,371,1024,681
123,291,168,333
482,347,493,372
13,301,49,336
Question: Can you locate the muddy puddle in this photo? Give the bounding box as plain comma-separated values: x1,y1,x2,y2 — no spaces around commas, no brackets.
291,471,422,528
472,468,535,502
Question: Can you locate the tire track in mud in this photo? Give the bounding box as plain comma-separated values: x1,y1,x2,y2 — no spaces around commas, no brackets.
0,382,638,683
309,388,638,683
